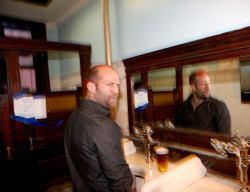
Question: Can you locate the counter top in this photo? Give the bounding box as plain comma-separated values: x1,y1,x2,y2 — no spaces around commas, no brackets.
125,152,176,182
125,152,241,192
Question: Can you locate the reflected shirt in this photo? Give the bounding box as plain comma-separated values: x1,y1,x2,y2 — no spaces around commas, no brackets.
64,99,133,192
174,95,231,134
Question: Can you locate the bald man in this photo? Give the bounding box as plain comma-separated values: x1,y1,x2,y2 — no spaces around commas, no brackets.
64,65,135,192
174,70,231,134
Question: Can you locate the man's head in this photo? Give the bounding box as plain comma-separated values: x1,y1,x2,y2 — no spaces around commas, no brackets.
85,65,120,109
189,70,211,99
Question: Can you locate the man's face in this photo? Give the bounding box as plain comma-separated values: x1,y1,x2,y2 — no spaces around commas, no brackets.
192,74,211,99
93,70,120,109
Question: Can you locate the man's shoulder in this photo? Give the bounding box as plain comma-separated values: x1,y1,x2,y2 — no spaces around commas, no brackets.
208,97,229,111
179,96,192,107
74,106,105,121
208,96,226,105
77,105,115,125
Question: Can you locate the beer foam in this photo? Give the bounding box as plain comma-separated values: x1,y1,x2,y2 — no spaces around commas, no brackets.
154,146,169,153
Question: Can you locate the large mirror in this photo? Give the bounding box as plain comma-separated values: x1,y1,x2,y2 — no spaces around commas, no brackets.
131,57,249,136
124,26,250,138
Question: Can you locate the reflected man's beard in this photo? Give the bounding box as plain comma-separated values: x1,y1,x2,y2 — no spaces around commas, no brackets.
203,94,209,99
196,90,209,100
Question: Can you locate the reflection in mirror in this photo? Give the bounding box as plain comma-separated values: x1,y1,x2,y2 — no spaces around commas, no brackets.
132,73,142,90
148,68,176,91
132,68,179,129
48,51,81,92
18,51,47,93
132,73,144,122
181,58,249,135
239,59,250,101
148,68,177,122
132,57,250,136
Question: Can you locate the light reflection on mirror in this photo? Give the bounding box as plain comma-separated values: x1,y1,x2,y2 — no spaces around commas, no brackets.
132,57,250,136
148,67,176,91
132,73,142,91
132,73,144,122
148,68,177,123
48,51,81,92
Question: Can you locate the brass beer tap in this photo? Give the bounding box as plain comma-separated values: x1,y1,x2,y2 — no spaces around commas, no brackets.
210,134,250,192
133,124,160,164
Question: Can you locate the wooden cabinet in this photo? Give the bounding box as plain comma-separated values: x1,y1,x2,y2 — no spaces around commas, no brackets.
0,37,91,192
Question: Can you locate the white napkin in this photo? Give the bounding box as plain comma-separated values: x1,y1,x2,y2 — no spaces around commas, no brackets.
141,154,207,192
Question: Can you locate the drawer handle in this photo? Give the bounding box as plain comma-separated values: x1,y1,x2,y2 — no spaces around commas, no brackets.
29,137,34,150
6,146,11,160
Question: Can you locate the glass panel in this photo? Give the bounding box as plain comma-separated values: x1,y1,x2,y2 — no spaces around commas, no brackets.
17,50,82,93
132,73,142,90
132,73,146,122
148,68,176,91
48,51,81,92
18,52,38,92
148,68,176,122
19,68,37,92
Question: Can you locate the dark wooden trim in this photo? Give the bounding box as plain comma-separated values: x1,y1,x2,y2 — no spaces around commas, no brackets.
0,37,91,54
141,73,149,122
176,67,183,103
126,74,134,129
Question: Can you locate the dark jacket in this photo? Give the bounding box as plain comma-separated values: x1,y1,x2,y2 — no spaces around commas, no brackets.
174,95,231,134
64,99,134,192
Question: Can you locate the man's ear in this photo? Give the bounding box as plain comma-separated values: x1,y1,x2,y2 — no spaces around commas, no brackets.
87,81,96,94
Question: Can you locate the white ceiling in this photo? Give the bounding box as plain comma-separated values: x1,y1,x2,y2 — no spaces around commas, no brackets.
0,0,91,29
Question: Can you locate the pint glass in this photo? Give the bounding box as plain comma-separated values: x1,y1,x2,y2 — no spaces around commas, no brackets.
154,146,169,172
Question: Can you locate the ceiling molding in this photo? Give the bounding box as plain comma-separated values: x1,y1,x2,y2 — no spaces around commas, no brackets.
0,0,91,28
46,0,91,29
14,0,53,7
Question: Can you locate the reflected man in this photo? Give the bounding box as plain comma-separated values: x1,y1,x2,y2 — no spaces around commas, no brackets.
174,70,231,134
64,65,135,191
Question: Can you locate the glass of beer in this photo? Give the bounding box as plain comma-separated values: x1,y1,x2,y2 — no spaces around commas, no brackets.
154,146,169,172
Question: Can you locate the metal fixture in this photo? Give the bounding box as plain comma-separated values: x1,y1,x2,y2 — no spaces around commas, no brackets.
133,124,160,164
163,119,175,129
210,134,250,192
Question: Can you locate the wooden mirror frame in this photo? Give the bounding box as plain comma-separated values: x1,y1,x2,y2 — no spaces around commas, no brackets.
123,26,250,180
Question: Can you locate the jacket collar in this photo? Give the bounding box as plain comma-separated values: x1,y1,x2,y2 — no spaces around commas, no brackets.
80,98,111,116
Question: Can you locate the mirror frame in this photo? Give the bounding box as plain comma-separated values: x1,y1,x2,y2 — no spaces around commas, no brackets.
123,26,250,179
124,26,250,129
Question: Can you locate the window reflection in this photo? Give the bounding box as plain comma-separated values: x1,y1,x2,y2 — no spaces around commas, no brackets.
48,51,81,92
148,68,176,91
